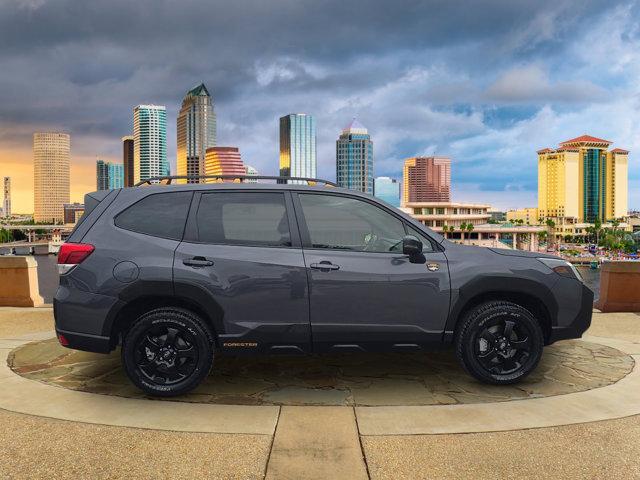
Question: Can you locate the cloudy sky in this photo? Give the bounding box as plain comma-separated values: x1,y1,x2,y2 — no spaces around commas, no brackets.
0,0,639,212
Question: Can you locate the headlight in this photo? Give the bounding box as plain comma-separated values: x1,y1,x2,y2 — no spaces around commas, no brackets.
537,258,583,282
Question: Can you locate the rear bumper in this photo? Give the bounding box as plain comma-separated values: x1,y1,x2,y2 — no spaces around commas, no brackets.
547,283,594,344
53,285,122,353
55,328,111,353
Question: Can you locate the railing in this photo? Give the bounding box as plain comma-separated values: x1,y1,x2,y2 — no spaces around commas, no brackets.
134,175,338,187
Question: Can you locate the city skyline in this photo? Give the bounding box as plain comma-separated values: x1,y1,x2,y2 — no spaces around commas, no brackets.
1,1,639,212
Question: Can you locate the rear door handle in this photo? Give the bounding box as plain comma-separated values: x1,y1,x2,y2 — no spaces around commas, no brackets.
310,261,340,271
183,256,214,267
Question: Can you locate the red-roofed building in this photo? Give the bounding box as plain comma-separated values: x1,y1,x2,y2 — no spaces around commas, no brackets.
538,135,628,225
559,135,612,146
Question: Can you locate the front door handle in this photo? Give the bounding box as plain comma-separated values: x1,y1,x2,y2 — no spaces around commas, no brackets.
183,256,214,267
310,261,340,271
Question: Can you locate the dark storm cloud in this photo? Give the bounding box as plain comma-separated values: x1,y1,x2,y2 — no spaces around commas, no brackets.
0,0,636,209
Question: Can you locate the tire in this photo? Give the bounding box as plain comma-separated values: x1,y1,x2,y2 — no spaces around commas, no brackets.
455,301,544,385
122,307,214,397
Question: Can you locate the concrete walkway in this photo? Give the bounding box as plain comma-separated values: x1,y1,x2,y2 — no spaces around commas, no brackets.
1,308,640,479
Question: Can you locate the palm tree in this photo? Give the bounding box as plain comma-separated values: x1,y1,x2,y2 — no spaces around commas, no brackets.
466,223,474,244
459,223,467,244
545,218,556,249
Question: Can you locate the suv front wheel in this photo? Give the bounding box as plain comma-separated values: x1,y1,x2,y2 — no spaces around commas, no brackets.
455,301,544,384
122,307,214,396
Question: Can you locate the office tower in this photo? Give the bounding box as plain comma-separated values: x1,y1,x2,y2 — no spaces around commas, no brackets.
97,160,125,190
122,135,134,187
63,203,85,224
177,83,216,183
133,105,168,184
96,160,109,190
374,176,401,207
538,135,629,222
402,156,451,205
204,147,245,182
2,177,10,217
33,132,70,223
336,118,374,194
245,165,259,183
279,114,316,181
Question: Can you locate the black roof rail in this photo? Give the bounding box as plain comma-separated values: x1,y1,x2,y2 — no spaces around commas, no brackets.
134,175,338,187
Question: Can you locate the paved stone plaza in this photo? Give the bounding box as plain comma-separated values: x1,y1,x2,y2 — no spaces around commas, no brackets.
1,307,639,479
8,336,634,406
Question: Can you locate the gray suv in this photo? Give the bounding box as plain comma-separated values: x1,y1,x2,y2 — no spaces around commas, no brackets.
54,176,593,396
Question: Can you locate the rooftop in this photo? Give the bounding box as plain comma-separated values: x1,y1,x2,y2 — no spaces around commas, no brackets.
341,118,368,135
559,135,612,146
186,83,210,97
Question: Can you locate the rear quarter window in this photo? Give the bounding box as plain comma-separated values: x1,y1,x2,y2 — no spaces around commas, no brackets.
114,192,192,240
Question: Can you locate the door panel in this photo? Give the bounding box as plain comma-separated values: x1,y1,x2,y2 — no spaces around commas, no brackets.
174,191,310,354
303,249,449,350
294,192,450,351
174,243,309,353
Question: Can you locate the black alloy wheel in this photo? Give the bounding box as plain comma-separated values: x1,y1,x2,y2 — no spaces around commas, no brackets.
134,325,199,386
455,301,544,384
122,308,214,396
474,318,533,376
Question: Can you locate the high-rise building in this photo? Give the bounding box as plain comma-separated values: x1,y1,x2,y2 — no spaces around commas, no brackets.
33,132,70,223
402,156,451,205
204,147,245,182
279,114,316,181
2,177,10,218
538,135,629,223
177,83,216,183
374,176,401,207
122,135,134,187
97,160,125,190
336,119,374,194
133,105,168,184
96,160,109,190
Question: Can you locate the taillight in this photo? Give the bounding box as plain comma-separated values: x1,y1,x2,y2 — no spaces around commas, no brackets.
57,243,94,274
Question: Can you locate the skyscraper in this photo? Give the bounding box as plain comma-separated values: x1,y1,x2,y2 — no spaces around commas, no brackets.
177,83,217,183
97,160,125,190
2,177,10,218
33,132,70,223
133,105,168,184
402,156,451,205
336,118,374,194
374,177,400,207
108,163,124,189
538,135,628,223
279,114,316,181
122,135,134,187
204,147,245,182
96,160,109,190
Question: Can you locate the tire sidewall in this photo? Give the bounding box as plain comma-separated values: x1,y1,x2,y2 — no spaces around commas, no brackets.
122,310,213,396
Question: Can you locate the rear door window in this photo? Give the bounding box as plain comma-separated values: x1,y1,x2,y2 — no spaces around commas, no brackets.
196,192,291,247
115,192,192,240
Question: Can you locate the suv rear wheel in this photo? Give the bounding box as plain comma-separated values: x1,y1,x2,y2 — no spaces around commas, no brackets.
122,307,214,396
455,301,544,384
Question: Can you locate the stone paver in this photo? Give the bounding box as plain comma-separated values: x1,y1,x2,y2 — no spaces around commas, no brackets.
8,336,633,406
265,406,368,480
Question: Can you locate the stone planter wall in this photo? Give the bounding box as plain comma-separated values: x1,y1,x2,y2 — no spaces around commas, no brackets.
0,256,44,307
595,261,640,312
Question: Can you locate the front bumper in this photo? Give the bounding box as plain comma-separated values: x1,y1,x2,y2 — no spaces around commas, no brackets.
547,283,594,343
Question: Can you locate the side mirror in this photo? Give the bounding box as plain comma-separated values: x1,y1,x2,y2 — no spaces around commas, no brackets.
402,235,422,257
